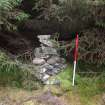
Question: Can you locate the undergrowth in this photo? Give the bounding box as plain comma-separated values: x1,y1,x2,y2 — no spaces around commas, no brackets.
0,50,41,90
0,51,22,87
54,64,105,104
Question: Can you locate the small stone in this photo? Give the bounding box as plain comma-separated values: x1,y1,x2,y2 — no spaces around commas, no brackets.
42,74,50,81
53,68,61,74
40,68,47,73
44,79,60,86
44,80,51,85
41,63,53,68
33,58,46,65
53,63,60,68
46,69,55,76
52,63,67,70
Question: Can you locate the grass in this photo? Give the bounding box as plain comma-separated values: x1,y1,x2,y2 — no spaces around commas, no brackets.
0,51,22,87
0,50,105,105
52,64,105,105
55,65,73,91
0,50,41,90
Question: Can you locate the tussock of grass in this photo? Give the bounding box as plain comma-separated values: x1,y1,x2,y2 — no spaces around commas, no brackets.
0,51,22,87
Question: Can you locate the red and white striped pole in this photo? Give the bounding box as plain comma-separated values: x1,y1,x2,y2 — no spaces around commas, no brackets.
72,33,79,86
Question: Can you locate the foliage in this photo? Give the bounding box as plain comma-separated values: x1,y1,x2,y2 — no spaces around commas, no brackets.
0,50,41,89
0,0,105,90
0,50,22,87
50,0,105,68
15,11,30,21
0,0,22,10
64,29,105,69
53,64,105,93
29,0,59,20
94,5,105,28
55,65,73,91
0,0,30,31
58,0,89,18
54,65,105,104
79,30,105,66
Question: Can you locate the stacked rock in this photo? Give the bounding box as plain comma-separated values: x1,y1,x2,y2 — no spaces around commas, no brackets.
32,35,67,83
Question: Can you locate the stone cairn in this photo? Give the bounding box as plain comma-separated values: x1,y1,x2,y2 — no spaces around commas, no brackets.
32,35,67,84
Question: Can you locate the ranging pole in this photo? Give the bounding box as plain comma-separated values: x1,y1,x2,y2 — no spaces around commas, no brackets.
72,33,79,86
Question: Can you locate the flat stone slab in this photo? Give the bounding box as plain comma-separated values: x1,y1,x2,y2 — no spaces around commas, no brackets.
47,56,61,65
33,58,46,65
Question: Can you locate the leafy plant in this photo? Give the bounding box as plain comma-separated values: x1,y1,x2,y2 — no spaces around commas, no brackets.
15,11,30,21
0,0,30,31
0,50,22,87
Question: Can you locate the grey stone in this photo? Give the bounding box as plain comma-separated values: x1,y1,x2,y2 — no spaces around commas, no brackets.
47,56,61,65
45,65,62,75
44,79,61,85
40,68,47,73
32,35,67,82
45,69,55,76
59,58,66,64
52,67,61,74
40,63,53,69
41,64,55,76
42,47,58,55
42,74,50,81
33,58,46,65
38,35,53,47
34,47,58,58
53,63,67,69
34,47,47,58
34,47,43,57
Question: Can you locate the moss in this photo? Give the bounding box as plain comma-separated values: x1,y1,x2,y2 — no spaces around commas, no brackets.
54,65,73,91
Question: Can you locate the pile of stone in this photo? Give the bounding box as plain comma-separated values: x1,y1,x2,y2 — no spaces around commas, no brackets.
32,35,67,83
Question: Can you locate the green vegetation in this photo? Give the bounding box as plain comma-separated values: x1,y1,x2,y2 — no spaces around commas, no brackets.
54,65,105,104
0,50,22,87
0,0,105,67
0,51,41,90
0,0,30,31
55,65,73,91
0,1,105,104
